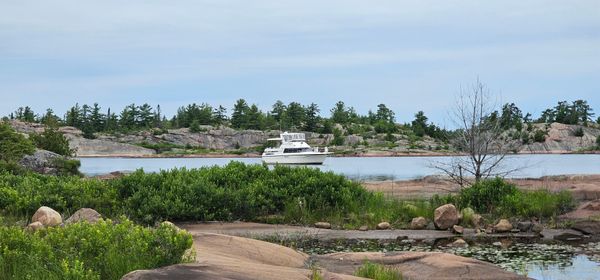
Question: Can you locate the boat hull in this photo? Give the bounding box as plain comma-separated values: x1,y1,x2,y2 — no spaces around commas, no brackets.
261,153,329,165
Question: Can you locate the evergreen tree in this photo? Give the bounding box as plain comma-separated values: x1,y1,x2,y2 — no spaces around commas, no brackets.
89,103,105,132
286,102,304,130
231,99,249,129
330,101,349,124
40,109,61,127
303,103,320,132
138,103,155,128
212,105,228,126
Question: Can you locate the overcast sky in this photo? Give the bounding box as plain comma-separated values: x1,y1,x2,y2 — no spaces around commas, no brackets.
1,0,598,126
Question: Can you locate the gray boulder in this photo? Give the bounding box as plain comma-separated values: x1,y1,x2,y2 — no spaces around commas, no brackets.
434,204,459,230
65,208,102,224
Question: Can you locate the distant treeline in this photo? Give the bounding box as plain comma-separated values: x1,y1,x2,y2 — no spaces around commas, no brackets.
4,99,597,140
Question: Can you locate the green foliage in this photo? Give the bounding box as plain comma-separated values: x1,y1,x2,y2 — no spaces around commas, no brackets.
30,127,75,157
0,123,35,163
0,172,118,218
354,261,402,280
597,135,600,147
448,178,574,219
457,178,518,213
533,129,546,143
0,218,193,280
573,127,584,137
331,128,345,146
52,158,82,176
189,120,201,133
498,190,575,218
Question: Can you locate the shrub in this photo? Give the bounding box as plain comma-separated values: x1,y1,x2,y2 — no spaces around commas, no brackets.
0,122,35,163
532,129,546,143
573,127,584,137
354,261,402,280
498,190,575,218
331,128,345,146
0,172,118,218
457,178,518,213
0,218,193,280
596,135,600,147
30,127,75,157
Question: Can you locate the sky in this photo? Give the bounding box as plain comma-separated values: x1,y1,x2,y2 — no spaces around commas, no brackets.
1,0,598,126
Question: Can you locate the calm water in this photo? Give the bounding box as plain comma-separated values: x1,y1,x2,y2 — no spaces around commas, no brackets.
79,154,600,180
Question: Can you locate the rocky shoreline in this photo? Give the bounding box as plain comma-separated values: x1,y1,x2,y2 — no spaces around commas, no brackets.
8,120,600,158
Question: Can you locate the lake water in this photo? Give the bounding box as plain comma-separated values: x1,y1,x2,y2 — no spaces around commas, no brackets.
79,154,600,180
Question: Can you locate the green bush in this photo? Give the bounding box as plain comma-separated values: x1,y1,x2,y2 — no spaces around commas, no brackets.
30,127,75,157
573,127,584,137
532,129,546,143
457,178,518,213
448,178,574,219
0,172,118,218
0,218,193,280
498,190,575,218
0,122,35,174
355,261,402,280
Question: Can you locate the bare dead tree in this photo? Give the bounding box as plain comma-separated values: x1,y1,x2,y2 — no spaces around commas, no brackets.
431,79,522,188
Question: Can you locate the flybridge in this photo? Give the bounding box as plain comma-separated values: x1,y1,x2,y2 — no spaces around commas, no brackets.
267,132,306,142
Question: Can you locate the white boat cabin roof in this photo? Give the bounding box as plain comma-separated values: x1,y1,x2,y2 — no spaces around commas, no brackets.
267,132,306,142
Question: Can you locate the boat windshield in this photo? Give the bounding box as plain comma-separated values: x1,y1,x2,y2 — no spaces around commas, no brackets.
282,133,305,142
283,148,310,153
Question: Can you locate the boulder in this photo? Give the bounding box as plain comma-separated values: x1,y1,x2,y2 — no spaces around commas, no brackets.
19,149,64,175
553,230,584,242
531,223,543,233
410,217,428,230
376,222,390,230
434,204,458,230
571,220,600,235
314,222,331,229
358,226,368,231
65,208,101,224
471,214,484,228
449,238,468,247
26,221,44,231
517,221,532,232
494,219,513,233
31,206,62,226
452,225,464,234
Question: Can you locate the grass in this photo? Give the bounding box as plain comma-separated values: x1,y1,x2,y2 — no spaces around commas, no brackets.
355,261,402,280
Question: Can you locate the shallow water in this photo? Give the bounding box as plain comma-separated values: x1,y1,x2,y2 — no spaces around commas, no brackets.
261,237,600,280
79,154,600,180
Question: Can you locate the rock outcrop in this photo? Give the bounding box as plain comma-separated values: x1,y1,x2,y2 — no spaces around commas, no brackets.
522,123,600,153
65,208,102,224
67,135,156,157
122,232,530,280
19,149,65,175
434,204,459,230
31,206,62,226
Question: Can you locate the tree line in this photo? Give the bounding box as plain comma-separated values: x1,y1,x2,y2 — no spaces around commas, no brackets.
5,99,596,140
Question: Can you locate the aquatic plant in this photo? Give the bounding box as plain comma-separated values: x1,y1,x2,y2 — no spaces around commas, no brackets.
355,261,402,280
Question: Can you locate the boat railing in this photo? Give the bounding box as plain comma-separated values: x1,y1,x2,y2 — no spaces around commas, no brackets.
314,147,329,153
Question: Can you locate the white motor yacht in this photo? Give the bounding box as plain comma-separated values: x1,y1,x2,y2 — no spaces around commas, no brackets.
261,132,331,164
